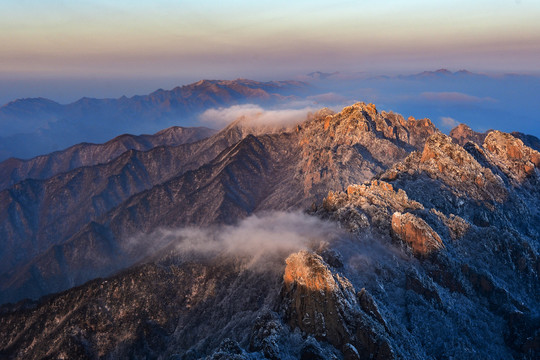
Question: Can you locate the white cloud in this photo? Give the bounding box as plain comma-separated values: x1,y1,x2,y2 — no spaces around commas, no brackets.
128,211,341,271
199,104,316,128
440,116,459,129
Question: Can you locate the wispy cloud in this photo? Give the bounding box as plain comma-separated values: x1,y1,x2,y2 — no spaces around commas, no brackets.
199,104,317,128
128,211,341,271
440,116,459,129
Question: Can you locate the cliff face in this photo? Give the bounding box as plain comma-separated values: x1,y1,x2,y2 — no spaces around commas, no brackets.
391,212,443,256
0,101,538,360
298,103,436,195
281,251,393,360
312,128,539,359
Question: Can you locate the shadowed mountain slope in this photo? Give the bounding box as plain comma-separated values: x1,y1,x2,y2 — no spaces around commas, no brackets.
0,126,216,191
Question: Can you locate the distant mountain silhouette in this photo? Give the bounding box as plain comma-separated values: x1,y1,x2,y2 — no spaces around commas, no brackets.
0,79,307,160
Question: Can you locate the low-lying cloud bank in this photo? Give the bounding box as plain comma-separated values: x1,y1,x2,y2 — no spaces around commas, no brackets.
199,104,317,128
129,211,341,270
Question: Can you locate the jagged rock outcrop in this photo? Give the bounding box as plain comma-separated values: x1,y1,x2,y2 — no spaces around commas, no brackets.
511,132,540,152
391,212,443,256
430,208,470,240
298,103,436,194
419,132,507,203
450,123,487,147
319,180,423,233
310,124,539,359
281,251,394,359
483,130,540,184
317,180,444,257
380,132,509,215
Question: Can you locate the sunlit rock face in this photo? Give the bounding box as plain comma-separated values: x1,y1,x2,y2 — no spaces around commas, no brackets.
450,123,487,147
484,130,540,183
282,250,394,360
319,180,423,234
298,102,437,194
391,212,443,256
418,132,507,203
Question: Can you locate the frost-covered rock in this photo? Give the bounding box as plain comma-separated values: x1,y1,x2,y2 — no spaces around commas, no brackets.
281,251,394,359
391,212,444,256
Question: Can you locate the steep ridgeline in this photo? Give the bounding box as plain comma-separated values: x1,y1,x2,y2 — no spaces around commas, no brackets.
0,79,306,160
312,131,540,359
0,103,538,359
0,121,254,301
450,123,540,153
0,103,437,304
0,126,216,191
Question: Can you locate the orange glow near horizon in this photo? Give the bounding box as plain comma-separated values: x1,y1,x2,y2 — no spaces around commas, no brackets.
1,0,540,77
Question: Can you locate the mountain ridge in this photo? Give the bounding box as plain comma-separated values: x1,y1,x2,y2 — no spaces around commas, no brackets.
0,79,307,160
0,126,216,191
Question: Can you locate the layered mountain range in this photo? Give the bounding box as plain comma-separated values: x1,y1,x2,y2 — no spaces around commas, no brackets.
0,79,306,160
0,102,538,359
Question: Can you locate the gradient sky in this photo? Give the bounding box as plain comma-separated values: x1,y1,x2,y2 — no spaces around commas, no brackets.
2,0,540,81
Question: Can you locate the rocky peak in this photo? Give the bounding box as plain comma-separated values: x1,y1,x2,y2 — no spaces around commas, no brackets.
391,212,444,256
296,103,435,195
325,180,423,215
420,132,468,165
319,180,423,234
305,102,436,149
401,116,438,149
281,251,394,359
282,251,356,349
450,123,487,147
402,132,508,203
483,130,540,183
283,250,353,293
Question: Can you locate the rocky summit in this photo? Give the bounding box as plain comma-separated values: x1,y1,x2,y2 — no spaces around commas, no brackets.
0,102,538,359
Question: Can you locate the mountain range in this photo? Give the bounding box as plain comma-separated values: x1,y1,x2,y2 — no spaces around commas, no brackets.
0,79,306,161
3,69,540,162
0,96,538,359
